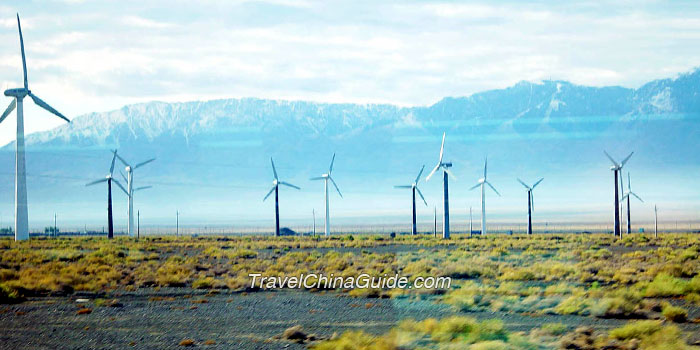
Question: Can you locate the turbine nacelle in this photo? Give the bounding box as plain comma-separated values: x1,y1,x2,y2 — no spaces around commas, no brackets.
4,88,28,98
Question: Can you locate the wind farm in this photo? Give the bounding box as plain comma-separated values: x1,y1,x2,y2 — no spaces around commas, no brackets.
1,3,700,350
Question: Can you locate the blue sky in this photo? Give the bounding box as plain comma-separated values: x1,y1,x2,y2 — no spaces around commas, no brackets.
0,0,700,146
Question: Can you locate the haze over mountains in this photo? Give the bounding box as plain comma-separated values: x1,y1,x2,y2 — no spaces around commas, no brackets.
0,69,699,232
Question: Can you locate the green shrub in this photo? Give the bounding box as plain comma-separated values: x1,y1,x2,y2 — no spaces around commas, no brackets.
0,283,23,304
609,321,688,350
609,320,663,340
644,274,687,297
539,323,568,336
661,303,687,323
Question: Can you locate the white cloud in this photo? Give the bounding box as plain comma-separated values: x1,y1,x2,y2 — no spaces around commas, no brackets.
121,16,174,29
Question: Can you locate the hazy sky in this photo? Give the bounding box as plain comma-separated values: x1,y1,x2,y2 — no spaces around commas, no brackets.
0,0,699,146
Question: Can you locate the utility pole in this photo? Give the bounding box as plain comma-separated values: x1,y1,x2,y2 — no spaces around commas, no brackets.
176,210,179,237
137,210,140,239
54,212,57,238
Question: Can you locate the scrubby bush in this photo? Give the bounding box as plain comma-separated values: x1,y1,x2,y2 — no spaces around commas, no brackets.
644,273,688,297
661,303,688,323
0,283,23,304
609,321,689,350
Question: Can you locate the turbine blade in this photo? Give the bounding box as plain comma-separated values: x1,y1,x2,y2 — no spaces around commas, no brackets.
279,181,300,190
532,177,544,189
263,186,275,201
629,175,635,193
109,150,117,174
28,93,70,122
134,158,155,169
469,183,481,191
531,192,535,212
86,178,108,187
517,178,530,189
310,176,325,181
416,187,427,206
270,157,278,180
113,179,129,196
486,181,500,196
415,165,425,184
329,153,336,174
134,186,152,191
438,132,445,164
394,185,412,189
620,151,634,167
425,164,440,181
603,150,618,167
120,170,128,183
444,167,456,180
17,14,27,90
484,157,488,179
0,99,16,124
115,153,130,167
631,192,644,203
329,176,342,198
620,193,629,202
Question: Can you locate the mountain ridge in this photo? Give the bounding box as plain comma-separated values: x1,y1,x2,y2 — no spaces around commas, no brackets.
0,68,698,227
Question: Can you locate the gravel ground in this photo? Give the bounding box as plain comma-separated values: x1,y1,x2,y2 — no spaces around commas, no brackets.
3,288,699,350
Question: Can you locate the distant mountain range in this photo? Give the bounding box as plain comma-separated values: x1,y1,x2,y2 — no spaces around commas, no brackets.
0,69,698,230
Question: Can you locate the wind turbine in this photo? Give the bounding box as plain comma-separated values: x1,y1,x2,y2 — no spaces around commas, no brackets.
114,154,155,236
86,150,128,239
395,165,427,235
469,158,500,235
425,132,455,239
264,158,300,236
0,14,71,241
621,172,643,234
517,178,543,235
604,151,633,239
310,154,342,237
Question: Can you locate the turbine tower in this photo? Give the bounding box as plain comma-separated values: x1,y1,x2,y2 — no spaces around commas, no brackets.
114,154,155,236
469,158,500,235
86,150,128,239
0,14,70,241
310,153,342,237
517,178,543,235
395,165,427,235
621,172,643,234
604,151,633,239
264,158,300,236
425,132,455,239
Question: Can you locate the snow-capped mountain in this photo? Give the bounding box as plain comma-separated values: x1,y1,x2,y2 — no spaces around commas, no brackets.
0,69,698,229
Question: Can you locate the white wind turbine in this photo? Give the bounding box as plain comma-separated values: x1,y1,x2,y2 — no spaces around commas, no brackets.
310,153,342,237
425,132,455,239
604,150,633,239
621,172,643,234
395,165,428,235
469,158,500,235
114,154,155,236
517,177,543,235
0,14,70,241
264,158,300,236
